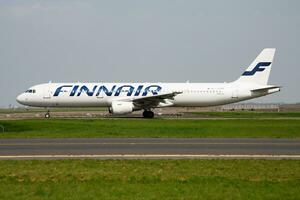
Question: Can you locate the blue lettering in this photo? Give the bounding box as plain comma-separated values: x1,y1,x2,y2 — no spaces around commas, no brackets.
96,85,116,96
142,85,162,96
54,85,73,96
115,85,135,96
70,85,79,96
77,85,97,96
54,84,163,97
134,85,143,96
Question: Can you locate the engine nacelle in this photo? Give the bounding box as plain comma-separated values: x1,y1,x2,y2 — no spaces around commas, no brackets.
110,101,134,115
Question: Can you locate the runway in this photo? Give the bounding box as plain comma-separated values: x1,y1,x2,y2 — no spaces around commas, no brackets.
0,138,300,160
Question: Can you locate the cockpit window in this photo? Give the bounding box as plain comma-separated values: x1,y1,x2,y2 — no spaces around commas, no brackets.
25,89,36,93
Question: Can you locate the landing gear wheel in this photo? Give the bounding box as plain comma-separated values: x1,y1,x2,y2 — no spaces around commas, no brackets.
45,112,50,118
143,110,154,118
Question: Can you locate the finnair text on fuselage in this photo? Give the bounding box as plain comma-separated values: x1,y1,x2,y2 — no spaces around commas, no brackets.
54,84,162,97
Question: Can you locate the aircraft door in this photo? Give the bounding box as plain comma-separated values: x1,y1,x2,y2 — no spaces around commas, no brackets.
231,89,238,99
43,84,51,99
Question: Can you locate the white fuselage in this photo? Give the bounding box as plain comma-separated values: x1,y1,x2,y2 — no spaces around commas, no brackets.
16,48,280,117
16,82,279,108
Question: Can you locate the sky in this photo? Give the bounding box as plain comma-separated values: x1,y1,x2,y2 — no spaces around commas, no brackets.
0,0,299,107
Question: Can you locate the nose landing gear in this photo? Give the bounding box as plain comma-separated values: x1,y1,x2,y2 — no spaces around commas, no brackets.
45,110,50,118
142,110,154,118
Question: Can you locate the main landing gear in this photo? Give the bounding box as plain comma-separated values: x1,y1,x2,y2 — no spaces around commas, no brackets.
143,110,154,118
45,110,50,118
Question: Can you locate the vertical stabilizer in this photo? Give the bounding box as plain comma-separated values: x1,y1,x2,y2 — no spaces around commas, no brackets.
235,48,276,85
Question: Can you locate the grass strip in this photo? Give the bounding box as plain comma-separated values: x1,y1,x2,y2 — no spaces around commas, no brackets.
0,118,300,138
0,159,299,200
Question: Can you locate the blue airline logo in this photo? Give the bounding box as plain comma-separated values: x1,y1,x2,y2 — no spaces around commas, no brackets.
53,84,162,97
242,62,271,76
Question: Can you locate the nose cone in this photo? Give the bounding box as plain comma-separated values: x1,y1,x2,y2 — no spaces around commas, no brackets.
16,94,26,105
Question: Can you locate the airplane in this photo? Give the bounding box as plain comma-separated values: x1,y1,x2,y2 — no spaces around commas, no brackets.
16,48,280,118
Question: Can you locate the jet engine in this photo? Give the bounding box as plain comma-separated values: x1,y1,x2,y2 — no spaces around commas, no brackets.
109,101,134,115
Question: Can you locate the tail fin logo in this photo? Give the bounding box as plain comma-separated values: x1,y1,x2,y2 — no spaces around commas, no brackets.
242,62,271,76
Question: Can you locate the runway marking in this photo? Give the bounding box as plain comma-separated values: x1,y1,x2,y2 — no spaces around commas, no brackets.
0,154,300,159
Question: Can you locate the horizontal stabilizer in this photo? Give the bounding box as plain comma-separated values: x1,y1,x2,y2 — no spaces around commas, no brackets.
251,86,281,92
250,86,281,96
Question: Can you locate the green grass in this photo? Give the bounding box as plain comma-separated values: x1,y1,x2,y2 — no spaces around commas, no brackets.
0,159,299,199
190,111,300,118
0,118,300,138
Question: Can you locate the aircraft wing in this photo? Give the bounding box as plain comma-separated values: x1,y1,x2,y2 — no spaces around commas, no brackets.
130,92,182,108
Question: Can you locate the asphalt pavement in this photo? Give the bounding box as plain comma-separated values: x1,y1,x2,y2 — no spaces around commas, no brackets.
0,138,299,159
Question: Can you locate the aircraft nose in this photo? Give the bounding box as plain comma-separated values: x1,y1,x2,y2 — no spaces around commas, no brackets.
16,94,25,105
